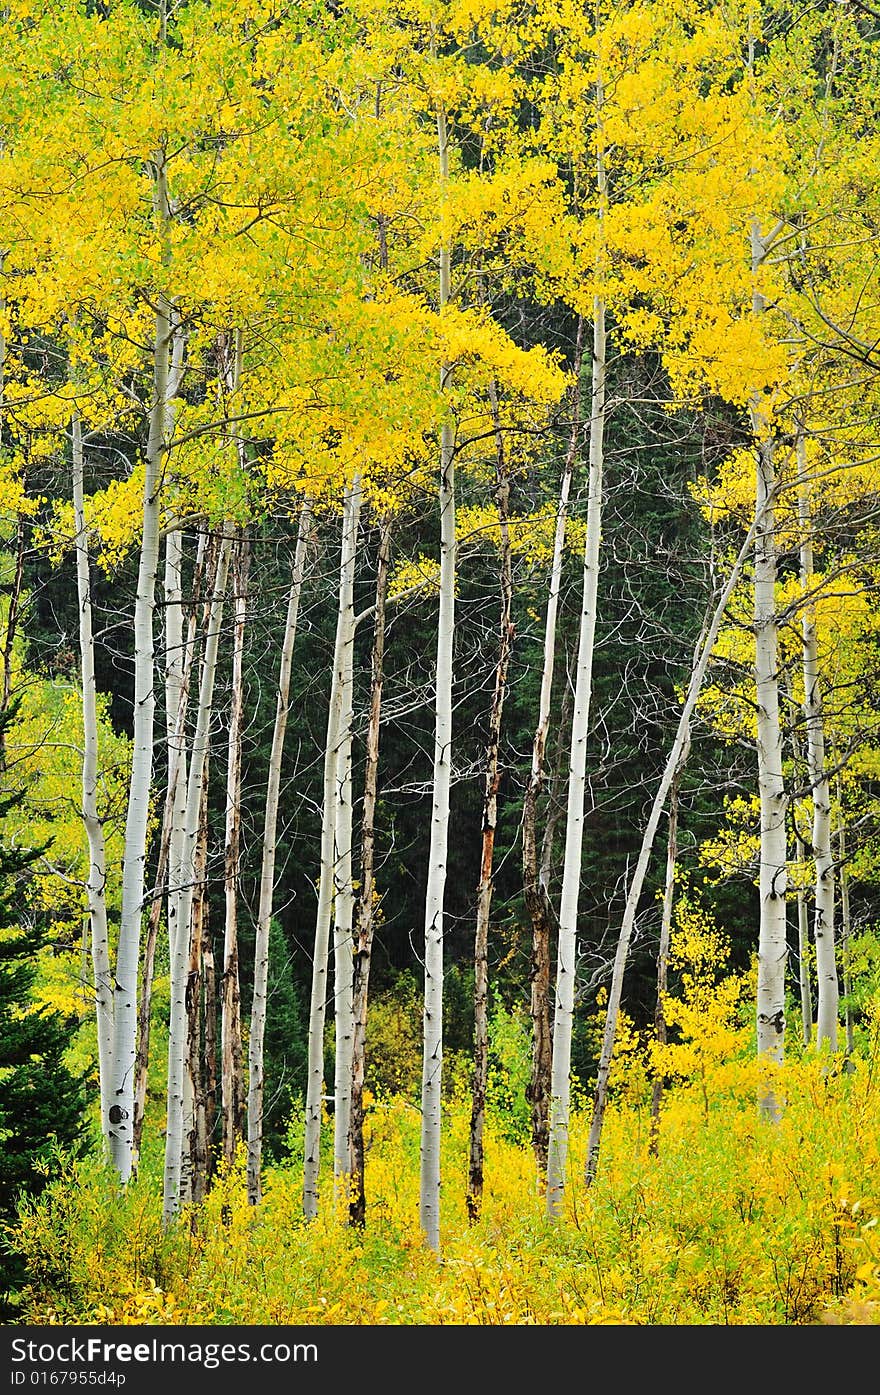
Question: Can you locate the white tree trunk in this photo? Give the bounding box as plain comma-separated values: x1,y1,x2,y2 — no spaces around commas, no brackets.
545,293,605,1218
108,156,172,1180
524,317,584,1173
545,77,609,1218
419,104,455,1255
797,433,837,1048
163,531,232,1224
246,499,312,1206
786,671,813,1047
332,603,355,1185
72,411,114,1148
583,498,772,1183
303,478,361,1219
836,807,854,1057
222,528,249,1167
750,221,787,1120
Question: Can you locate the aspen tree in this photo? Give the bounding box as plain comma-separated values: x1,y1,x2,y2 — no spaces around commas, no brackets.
71,410,113,1148
797,431,838,1048
163,531,231,1224
648,754,686,1156
132,529,207,1166
467,386,514,1223
349,515,392,1228
524,318,584,1175
749,216,788,1120
222,527,249,1166
303,477,361,1219
109,153,174,1182
785,672,813,1047
419,95,455,1254
246,500,312,1206
546,74,607,1221
333,610,356,1188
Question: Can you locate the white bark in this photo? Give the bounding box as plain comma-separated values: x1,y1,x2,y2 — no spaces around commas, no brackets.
786,673,814,1047
795,837,813,1046
163,531,231,1224
108,156,172,1180
837,809,854,1057
72,411,114,1147
583,502,770,1184
419,104,455,1255
222,528,249,1166
750,221,787,1120
303,480,361,1219
247,498,312,1206
545,298,606,1217
332,602,355,1185
797,433,837,1048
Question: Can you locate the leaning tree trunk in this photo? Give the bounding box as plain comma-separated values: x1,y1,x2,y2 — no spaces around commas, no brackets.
246,498,312,1206
303,476,361,1220
583,496,772,1186
750,221,787,1122
524,317,584,1178
467,386,514,1224
349,514,392,1228
419,103,456,1256
545,104,607,1218
72,411,114,1149
222,527,250,1167
109,154,172,1181
163,530,231,1224
797,431,837,1049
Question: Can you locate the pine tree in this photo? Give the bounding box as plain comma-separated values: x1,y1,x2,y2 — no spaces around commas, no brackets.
0,735,85,1314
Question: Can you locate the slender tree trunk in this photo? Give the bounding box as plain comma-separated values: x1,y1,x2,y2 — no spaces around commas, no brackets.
202,872,219,1186
132,529,206,1166
467,387,514,1223
222,528,249,1167
751,313,787,1118
419,103,455,1255
187,760,211,1206
753,453,788,1116
797,432,837,1048
246,499,312,1206
109,155,172,1180
333,602,356,1189
546,103,607,1217
648,753,686,1156
584,496,772,1185
524,318,584,1177
786,683,813,1047
795,835,813,1046
303,477,361,1219
72,412,114,1149
349,515,392,1228
0,517,25,729
837,808,854,1058
163,530,231,1224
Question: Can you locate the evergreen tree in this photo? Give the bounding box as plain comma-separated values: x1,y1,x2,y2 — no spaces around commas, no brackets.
0,736,85,1315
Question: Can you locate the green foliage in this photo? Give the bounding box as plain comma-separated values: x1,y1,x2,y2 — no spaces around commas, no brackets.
262,918,308,1161
0,723,86,1315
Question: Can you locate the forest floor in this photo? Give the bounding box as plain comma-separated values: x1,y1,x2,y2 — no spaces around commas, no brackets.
13,1047,880,1326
